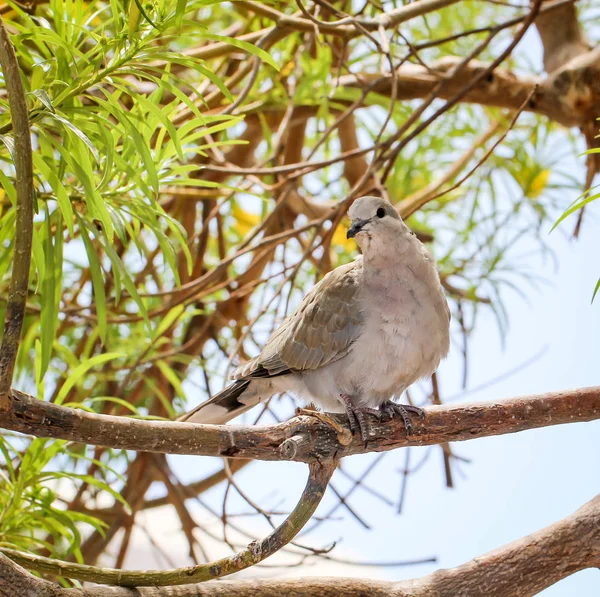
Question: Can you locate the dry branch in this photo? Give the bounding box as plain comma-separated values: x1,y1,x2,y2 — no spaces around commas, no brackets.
2,492,598,595
1,386,598,463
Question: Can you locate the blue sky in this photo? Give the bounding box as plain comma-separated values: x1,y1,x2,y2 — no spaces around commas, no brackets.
130,199,600,594
301,214,600,594
121,15,600,594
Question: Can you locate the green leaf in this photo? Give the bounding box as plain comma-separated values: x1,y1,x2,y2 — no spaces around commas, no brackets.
201,33,280,71
0,439,16,482
32,151,75,235
592,278,600,303
111,80,183,160
0,134,16,163
73,395,143,415
0,169,17,205
39,206,61,381
132,0,158,30
94,224,152,333
77,215,108,343
551,189,599,231
152,304,185,341
142,375,176,418
44,110,101,164
34,339,45,400
156,360,185,401
175,0,187,30
55,352,126,405
40,130,113,239
30,224,45,290
93,93,159,195
30,89,55,112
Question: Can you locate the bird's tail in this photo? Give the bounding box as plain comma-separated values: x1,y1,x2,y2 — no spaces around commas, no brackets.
178,380,258,424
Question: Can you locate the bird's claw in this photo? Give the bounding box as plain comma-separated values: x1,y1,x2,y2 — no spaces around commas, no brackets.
379,400,424,433
340,396,424,443
340,395,380,444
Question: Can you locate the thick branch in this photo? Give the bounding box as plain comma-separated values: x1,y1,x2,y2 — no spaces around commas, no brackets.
1,460,335,586
337,59,593,127
0,16,33,398
0,553,61,597
233,52,598,140
0,386,598,463
534,0,591,73
2,492,598,595
233,52,600,149
404,494,600,597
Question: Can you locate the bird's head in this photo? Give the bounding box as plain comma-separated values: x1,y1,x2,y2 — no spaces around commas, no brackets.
346,196,411,256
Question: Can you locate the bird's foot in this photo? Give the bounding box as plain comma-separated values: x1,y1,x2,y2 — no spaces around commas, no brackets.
340,394,381,444
296,406,353,446
379,400,425,433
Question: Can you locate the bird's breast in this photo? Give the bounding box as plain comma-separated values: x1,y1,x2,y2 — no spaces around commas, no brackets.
347,277,449,400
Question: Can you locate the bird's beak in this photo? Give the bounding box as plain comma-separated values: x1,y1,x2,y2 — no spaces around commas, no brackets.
346,219,369,239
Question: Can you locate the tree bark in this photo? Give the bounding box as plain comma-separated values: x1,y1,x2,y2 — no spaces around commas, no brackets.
335,51,600,129
2,493,598,596
534,0,591,73
0,15,34,399
1,386,598,463
2,461,336,586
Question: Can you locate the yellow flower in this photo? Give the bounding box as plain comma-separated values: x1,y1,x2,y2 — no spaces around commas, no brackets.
331,220,355,252
232,204,260,237
279,61,296,78
527,169,550,199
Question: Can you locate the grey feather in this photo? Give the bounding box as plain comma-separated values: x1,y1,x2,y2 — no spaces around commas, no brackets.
233,261,364,380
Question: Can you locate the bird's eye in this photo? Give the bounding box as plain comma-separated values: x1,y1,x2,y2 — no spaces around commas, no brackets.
376,207,386,218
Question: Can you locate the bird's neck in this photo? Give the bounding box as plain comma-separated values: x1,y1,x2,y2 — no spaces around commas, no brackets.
361,235,415,271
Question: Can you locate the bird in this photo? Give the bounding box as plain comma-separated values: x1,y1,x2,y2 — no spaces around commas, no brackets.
179,196,451,441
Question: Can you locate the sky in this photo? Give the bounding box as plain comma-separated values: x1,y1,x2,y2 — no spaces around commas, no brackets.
120,187,600,596
111,16,600,596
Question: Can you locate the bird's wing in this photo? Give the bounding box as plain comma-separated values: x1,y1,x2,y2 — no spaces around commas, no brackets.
232,259,364,379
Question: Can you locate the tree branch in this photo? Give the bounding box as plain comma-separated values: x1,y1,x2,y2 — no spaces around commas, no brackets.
532,0,600,189
0,15,33,399
239,0,462,38
0,386,598,463
1,460,336,586
534,0,591,73
2,492,598,595
337,62,561,123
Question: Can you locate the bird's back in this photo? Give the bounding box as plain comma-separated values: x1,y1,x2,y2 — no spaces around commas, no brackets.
231,258,365,381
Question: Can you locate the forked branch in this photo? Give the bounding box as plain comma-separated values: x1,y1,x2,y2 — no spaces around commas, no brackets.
1,460,335,586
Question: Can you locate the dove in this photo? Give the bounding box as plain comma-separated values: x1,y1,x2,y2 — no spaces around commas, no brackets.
180,196,451,441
